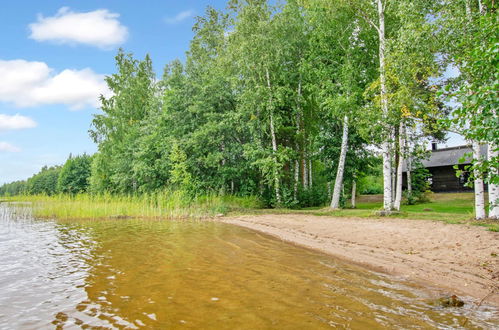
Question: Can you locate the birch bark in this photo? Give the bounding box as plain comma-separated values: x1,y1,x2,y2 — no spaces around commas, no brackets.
488,143,498,219
265,68,281,205
308,158,313,187
330,115,349,209
302,157,308,189
351,179,357,209
377,0,393,211
294,159,299,201
407,156,412,194
294,79,302,201
473,141,486,219
478,0,485,14
394,122,405,210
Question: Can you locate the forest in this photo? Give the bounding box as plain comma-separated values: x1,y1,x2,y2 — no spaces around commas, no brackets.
1,0,497,219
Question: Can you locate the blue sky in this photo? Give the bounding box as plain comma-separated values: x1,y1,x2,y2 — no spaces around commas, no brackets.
0,0,227,184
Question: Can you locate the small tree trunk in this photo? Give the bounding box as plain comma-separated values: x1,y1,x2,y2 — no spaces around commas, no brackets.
488,143,498,219
407,156,412,194
294,77,302,201
302,153,308,189
377,0,393,212
269,112,281,205
392,150,397,204
394,122,405,211
351,180,357,209
294,159,299,201
308,158,313,187
266,68,281,205
221,142,226,166
478,0,485,14
473,141,486,219
466,0,472,20
331,115,349,209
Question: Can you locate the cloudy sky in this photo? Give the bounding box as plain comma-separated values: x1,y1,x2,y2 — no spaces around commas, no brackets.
0,0,227,184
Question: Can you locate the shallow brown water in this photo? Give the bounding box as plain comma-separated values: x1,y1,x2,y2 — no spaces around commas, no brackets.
0,204,497,329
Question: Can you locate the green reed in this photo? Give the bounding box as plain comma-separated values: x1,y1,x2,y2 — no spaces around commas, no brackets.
8,191,262,220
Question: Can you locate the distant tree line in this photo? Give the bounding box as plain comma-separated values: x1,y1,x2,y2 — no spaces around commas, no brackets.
1,0,497,218
0,154,92,196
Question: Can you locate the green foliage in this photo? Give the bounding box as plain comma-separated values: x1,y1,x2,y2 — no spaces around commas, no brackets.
57,154,92,194
25,166,61,196
358,176,383,195
89,49,160,193
0,180,26,196
169,142,193,191
438,0,498,183
404,165,432,205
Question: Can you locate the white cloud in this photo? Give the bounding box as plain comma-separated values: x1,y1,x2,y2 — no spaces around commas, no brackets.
29,7,128,48
165,10,194,24
0,114,37,132
0,59,110,109
0,142,21,153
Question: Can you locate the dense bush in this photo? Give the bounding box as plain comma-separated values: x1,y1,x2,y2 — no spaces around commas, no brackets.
358,175,383,195
57,154,92,194
404,166,432,205
0,180,26,196
25,166,61,195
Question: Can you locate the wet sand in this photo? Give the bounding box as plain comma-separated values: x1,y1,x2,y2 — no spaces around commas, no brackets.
223,214,499,306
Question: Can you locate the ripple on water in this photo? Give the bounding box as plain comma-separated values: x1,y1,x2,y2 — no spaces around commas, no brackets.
0,203,498,329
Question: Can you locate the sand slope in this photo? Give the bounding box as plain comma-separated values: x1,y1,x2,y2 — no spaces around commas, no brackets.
223,214,499,305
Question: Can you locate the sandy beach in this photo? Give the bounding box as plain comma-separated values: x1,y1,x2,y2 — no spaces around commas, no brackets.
223,214,499,306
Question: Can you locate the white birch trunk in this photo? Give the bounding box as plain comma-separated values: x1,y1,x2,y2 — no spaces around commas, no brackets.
330,115,349,209
394,122,405,211
391,155,397,204
294,78,302,201
309,158,313,187
351,180,357,209
466,0,472,20
294,159,299,201
302,155,309,189
488,143,498,219
473,141,486,219
407,156,412,194
377,0,393,211
266,68,281,205
221,142,226,166
269,113,281,205
478,0,485,14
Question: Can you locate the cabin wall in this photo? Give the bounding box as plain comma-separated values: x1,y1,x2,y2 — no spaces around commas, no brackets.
403,165,484,192
428,166,472,192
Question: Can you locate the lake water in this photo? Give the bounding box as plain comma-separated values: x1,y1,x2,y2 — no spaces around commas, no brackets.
0,203,497,329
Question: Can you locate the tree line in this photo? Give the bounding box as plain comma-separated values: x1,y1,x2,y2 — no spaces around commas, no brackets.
1,0,497,219
0,154,91,196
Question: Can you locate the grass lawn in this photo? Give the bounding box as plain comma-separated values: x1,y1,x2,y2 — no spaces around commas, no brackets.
239,192,498,232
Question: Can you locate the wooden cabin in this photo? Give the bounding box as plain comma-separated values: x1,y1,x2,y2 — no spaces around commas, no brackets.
403,144,488,192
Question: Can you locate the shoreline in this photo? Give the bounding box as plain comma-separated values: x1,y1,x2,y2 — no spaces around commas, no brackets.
222,214,499,306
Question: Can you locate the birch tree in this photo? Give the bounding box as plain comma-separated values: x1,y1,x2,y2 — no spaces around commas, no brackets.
439,0,498,219
343,0,395,212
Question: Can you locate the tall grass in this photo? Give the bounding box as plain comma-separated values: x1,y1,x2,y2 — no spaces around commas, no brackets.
9,191,263,220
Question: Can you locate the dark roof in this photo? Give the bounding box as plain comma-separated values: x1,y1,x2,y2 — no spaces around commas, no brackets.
404,145,488,171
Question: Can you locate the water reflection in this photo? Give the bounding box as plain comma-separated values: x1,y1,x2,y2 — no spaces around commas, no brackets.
0,203,497,329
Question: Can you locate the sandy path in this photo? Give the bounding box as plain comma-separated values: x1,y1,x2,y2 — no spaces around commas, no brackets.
222,214,499,306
